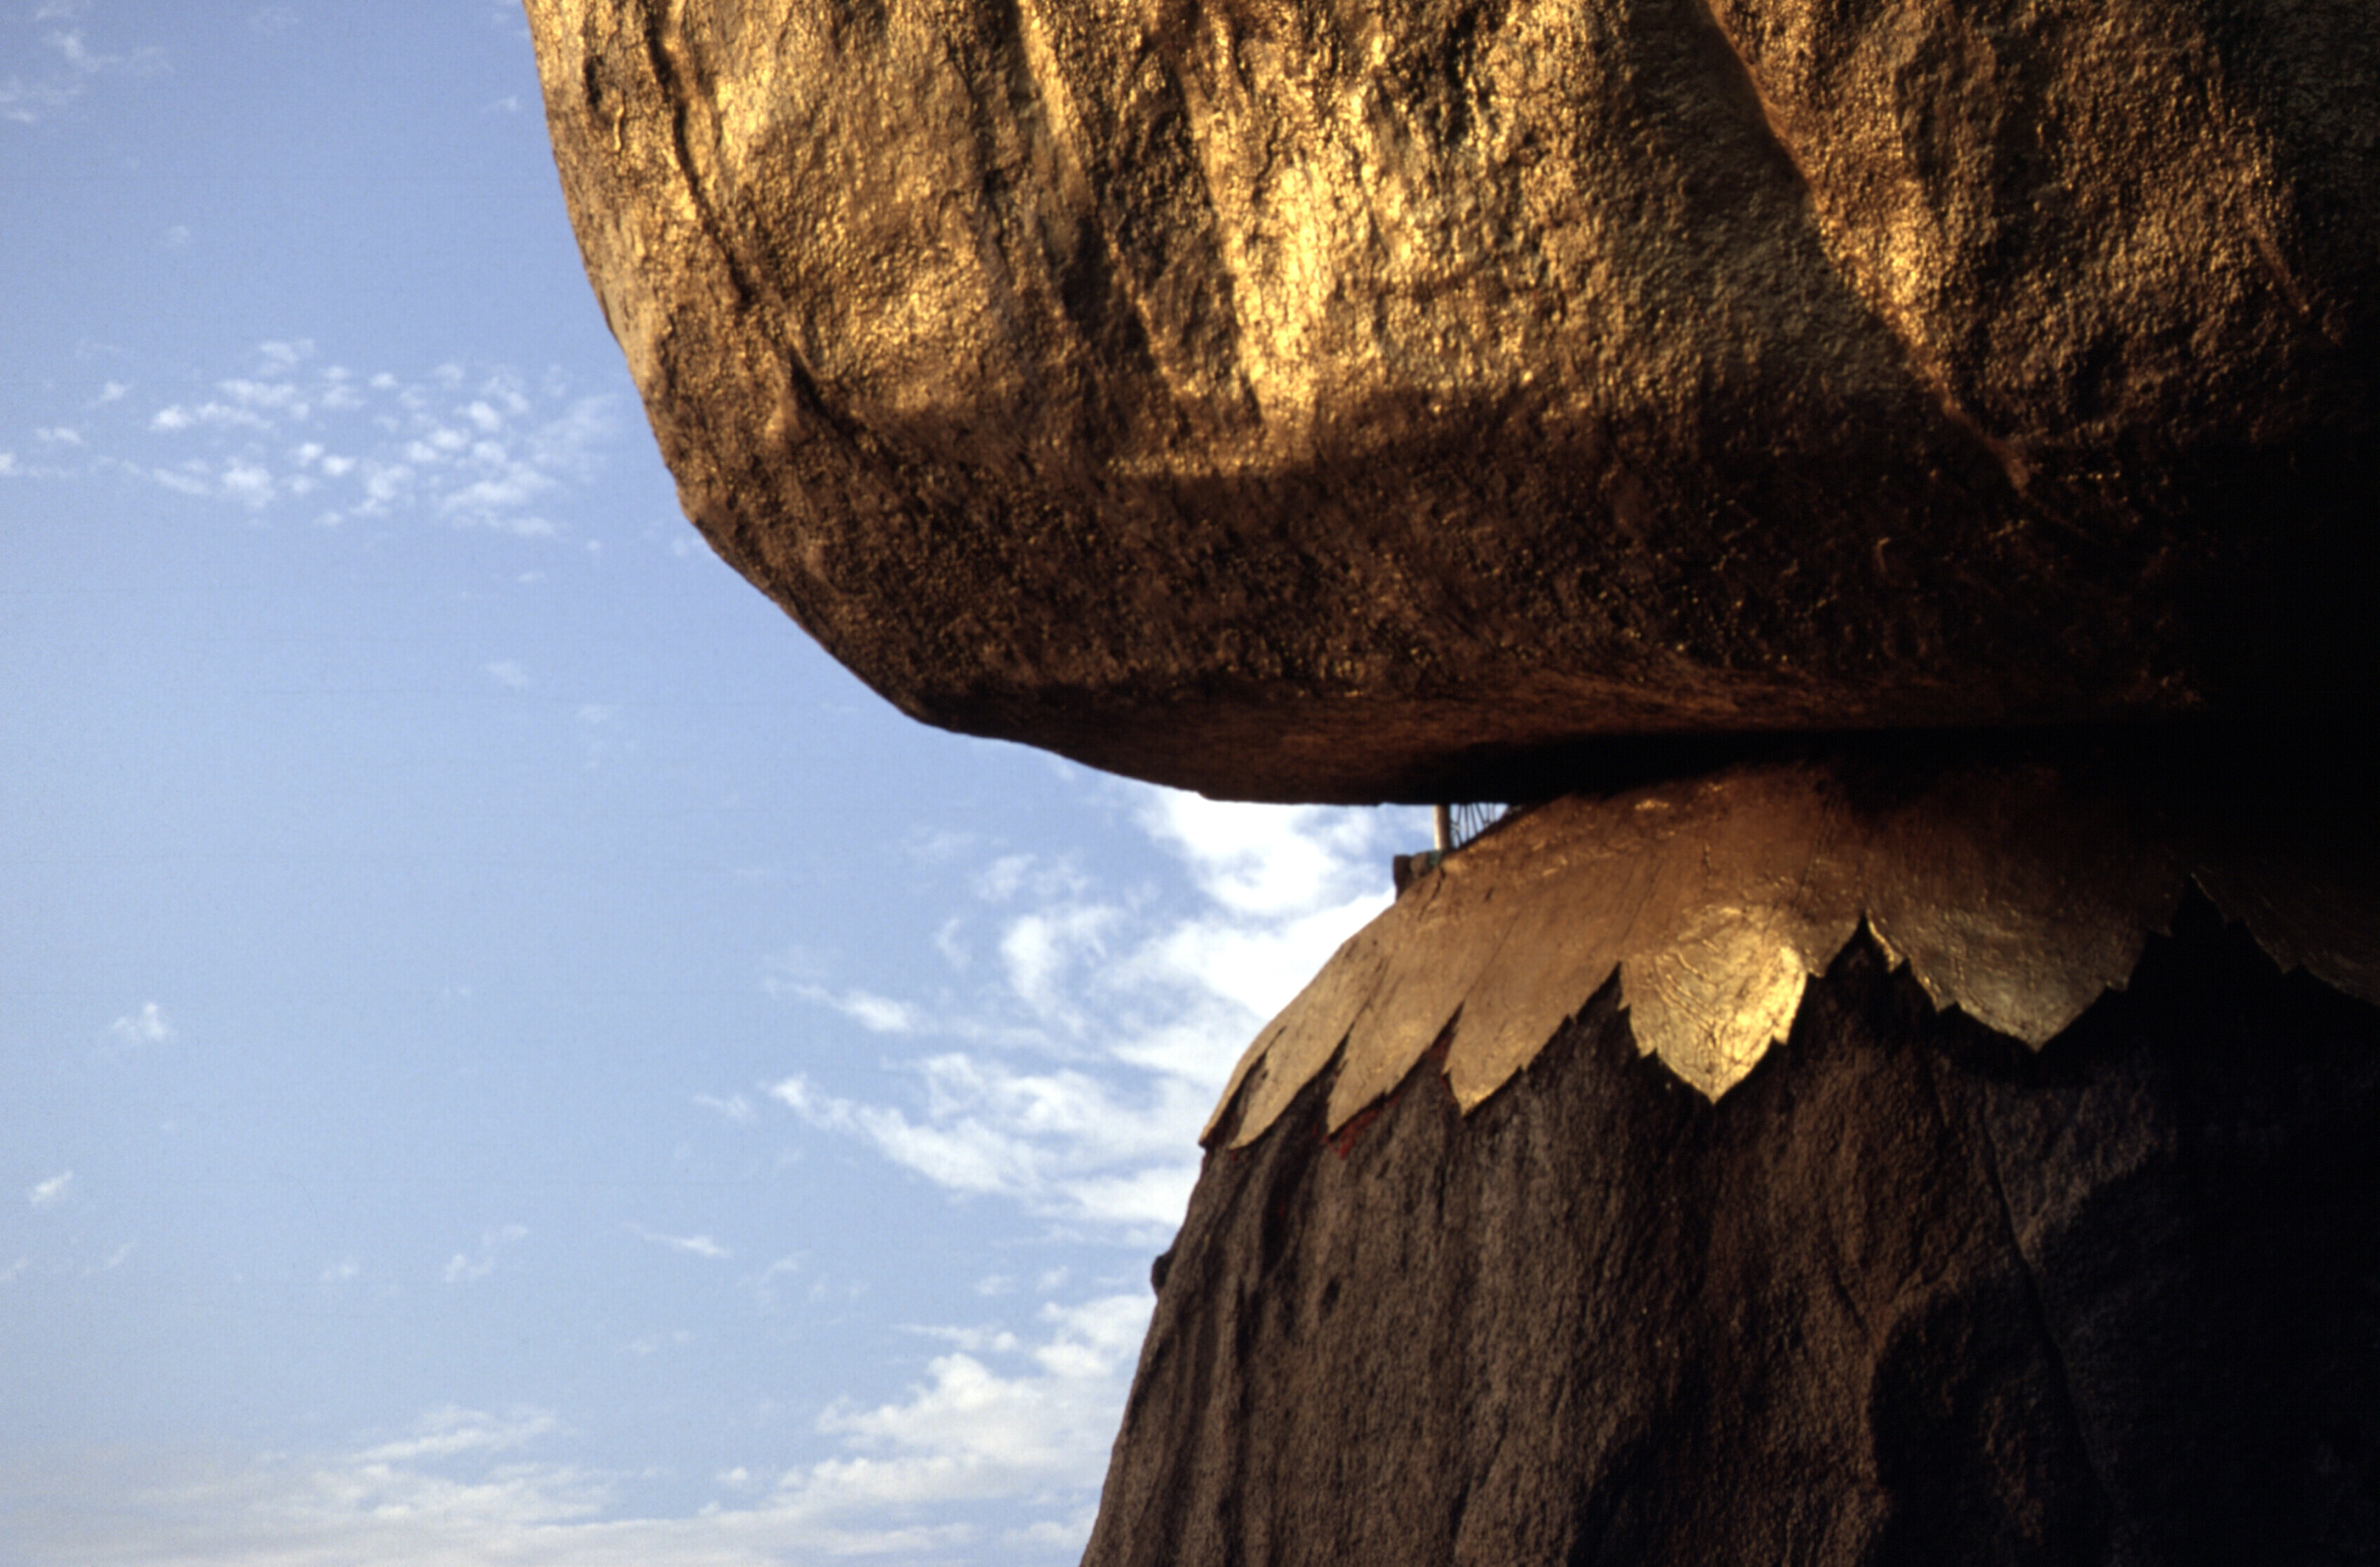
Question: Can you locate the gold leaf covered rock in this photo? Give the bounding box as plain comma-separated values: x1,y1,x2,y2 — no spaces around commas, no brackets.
525,0,2379,804
1209,752,2380,1141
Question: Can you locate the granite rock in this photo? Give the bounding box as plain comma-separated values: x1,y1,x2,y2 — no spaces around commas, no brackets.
527,0,2379,801
1086,904,2380,1564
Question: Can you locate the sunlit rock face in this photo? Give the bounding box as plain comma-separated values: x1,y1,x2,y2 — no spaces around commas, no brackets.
526,0,2375,804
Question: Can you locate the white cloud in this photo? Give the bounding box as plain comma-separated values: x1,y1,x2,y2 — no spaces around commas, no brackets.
998,904,1117,1022
442,1223,526,1284
484,660,531,691
9,1297,1143,1563
771,1039,1210,1229
218,377,305,412
0,79,74,124
47,27,166,79
767,788,1416,1232
109,1001,174,1046
693,1092,755,1124
791,1293,1149,1514
789,985,923,1035
47,346,617,535
29,1171,73,1208
1,13,163,124
220,458,274,506
354,1406,560,1465
148,401,270,434
1143,792,1390,916
627,1225,732,1261
0,452,18,476
744,1255,804,1309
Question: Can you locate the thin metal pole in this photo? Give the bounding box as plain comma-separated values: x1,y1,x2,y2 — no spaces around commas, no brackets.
1433,803,1453,853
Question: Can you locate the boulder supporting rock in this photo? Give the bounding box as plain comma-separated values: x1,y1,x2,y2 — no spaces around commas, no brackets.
1085,902,2380,1564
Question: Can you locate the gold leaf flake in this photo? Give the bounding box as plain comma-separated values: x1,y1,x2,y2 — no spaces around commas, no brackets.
1208,756,2380,1147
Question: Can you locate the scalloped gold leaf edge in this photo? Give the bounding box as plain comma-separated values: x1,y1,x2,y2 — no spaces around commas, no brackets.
1206,761,2380,1148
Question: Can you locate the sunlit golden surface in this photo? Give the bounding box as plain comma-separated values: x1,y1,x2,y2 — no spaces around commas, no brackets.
1210,755,2380,1141
523,0,2379,802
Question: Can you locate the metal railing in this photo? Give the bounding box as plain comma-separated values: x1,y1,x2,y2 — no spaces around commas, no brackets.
1401,802,1510,894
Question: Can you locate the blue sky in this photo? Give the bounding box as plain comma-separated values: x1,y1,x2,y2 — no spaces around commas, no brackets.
1,6,1424,1561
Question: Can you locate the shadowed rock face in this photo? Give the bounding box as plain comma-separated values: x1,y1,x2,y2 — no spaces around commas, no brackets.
1088,907,2380,1566
527,0,2377,803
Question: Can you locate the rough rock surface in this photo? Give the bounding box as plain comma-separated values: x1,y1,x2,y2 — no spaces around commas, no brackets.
526,0,2378,802
1087,903,2380,1565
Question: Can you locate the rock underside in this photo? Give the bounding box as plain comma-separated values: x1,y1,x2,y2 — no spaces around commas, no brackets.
1088,903,2380,1566
527,0,2378,802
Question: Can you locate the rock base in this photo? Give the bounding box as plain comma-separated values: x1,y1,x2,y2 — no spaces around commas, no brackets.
1087,899,2380,1565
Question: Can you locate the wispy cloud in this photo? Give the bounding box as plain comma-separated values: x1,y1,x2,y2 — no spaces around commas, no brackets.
692,1092,756,1125
28,1171,74,1209
1,8,166,124
108,1001,173,1046
442,1223,527,1285
789,1292,1149,1514
743,1255,805,1309
768,982,923,1035
768,787,1417,1232
14,1296,1145,1563
627,1224,732,1261
36,341,621,538
354,1406,561,1465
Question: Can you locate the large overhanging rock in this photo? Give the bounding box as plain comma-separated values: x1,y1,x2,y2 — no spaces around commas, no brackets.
526,0,2376,803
